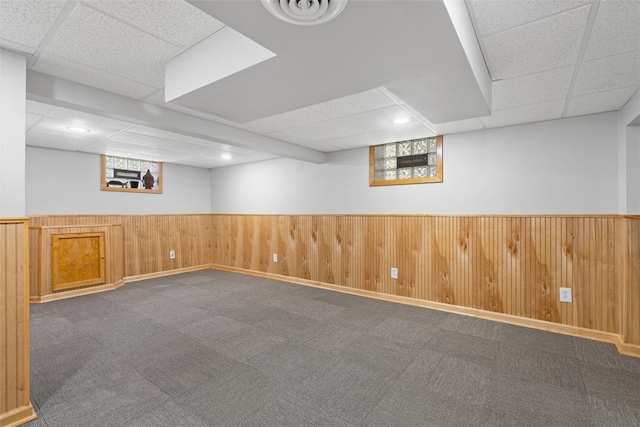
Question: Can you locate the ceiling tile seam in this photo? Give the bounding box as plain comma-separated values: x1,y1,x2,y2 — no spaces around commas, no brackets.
0,38,35,55
464,0,494,81
377,87,438,134
79,1,184,50
26,116,45,131
581,48,640,64
164,24,229,64
572,83,640,98
32,50,162,91
620,89,640,112
562,0,601,118
27,0,80,69
98,125,139,143
492,64,575,84
478,2,594,39
487,97,569,114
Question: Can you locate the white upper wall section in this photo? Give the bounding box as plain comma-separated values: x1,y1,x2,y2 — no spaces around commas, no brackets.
0,49,27,217
210,112,620,215
26,147,211,215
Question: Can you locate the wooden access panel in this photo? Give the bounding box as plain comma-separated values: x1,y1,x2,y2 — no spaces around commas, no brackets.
51,232,105,292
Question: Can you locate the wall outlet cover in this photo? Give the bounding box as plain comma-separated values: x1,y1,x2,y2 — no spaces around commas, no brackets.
273,253,278,262
560,287,572,303
391,267,398,279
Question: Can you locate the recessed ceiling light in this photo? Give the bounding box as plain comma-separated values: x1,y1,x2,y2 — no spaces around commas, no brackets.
66,126,90,133
221,154,232,160
393,117,410,124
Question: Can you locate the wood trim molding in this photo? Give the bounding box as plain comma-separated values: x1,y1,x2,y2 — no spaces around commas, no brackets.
0,404,37,427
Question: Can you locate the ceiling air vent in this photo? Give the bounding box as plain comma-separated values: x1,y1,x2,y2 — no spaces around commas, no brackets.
260,0,348,26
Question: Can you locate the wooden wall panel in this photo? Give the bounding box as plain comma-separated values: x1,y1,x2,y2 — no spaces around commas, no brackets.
1,219,36,426
626,217,640,346
27,213,639,353
208,215,629,339
30,215,213,279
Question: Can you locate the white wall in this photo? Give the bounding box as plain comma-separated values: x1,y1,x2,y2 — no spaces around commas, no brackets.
620,90,640,214
211,112,620,215
26,147,211,215
0,49,26,217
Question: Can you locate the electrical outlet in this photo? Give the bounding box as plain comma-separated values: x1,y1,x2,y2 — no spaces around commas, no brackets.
560,287,572,303
391,267,398,279
272,253,278,263
169,249,176,259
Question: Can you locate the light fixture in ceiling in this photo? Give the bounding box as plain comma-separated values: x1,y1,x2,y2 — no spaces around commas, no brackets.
66,126,90,133
221,153,232,160
260,0,348,26
393,117,410,124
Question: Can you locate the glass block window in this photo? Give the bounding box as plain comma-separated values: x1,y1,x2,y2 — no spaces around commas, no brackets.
101,155,163,194
370,136,442,186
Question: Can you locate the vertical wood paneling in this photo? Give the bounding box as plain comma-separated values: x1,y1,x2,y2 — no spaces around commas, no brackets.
27,214,639,352
1,219,35,426
626,217,640,346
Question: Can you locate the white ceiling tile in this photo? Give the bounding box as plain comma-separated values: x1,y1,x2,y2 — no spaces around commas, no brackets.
80,140,149,155
107,132,180,149
33,52,159,99
26,100,55,116
432,118,485,135
43,104,136,131
26,113,43,130
301,141,343,152
584,0,640,61
309,88,397,118
323,134,377,150
26,129,96,151
334,106,414,133
483,5,590,79
240,107,330,134
573,50,640,95
492,66,574,110
470,0,590,36
268,120,361,144
137,148,189,162
367,124,436,145
43,4,178,87
567,86,638,117
83,0,224,48
126,125,189,141
0,0,66,54
32,117,119,140
479,100,565,128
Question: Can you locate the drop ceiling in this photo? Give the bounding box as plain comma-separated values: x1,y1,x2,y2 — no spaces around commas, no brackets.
1,0,638,169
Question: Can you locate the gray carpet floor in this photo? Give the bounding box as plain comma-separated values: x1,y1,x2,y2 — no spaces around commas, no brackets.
25,269,640,426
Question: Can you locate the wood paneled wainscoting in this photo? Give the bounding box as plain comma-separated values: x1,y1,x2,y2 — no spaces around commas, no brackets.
209,214,640,357
27,214,640,357
0,219,36,427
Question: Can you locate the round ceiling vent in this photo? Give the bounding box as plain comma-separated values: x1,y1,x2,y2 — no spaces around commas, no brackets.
260,0,348,26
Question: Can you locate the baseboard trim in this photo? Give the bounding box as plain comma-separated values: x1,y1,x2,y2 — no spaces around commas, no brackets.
0,403,37,427
209,264,635,358
124,265,211,282
620,342,640,358
30,279,125,303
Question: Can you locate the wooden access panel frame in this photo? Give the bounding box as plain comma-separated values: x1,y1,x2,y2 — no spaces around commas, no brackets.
51,232,106,292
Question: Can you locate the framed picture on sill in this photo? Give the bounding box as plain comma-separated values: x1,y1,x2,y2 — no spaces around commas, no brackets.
101,155,163,194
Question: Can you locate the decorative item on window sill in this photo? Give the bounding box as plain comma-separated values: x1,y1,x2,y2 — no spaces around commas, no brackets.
369,135,442,186
101,155,163,194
